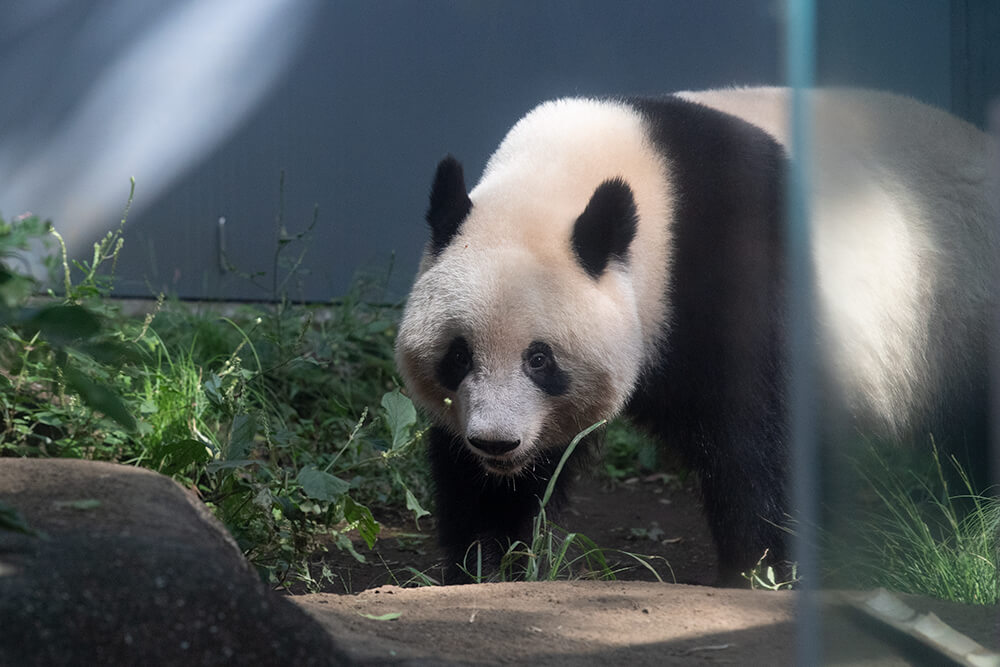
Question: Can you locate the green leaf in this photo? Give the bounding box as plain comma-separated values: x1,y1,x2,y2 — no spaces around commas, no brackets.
203,373,223,406
297,466,350,502
154,438,211,475
0,272,35,311
228,413,256,460
333,532,367,563
405,488,431,522
254,486,275,511
392,469,430,523
381,390,416,450
24,305,101,346
344,495,380,549
541,420,606,509
359,612,401,621
205,459,264,473
33,412,64,428
0,501,37,536
364,319,395,334
63,365,136,431
76,339,141,366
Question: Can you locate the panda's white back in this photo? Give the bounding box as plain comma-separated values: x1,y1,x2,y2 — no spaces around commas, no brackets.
679,87,997,435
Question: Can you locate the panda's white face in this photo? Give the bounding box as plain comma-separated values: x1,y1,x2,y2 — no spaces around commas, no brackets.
396,243,644,475
396,98,675,476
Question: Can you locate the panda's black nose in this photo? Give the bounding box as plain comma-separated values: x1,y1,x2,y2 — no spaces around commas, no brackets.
467,437,521,456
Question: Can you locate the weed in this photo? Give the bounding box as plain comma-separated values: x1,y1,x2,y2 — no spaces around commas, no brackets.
601,418,659,481
828,440,998,604
0,193,430,590
452,421,670,583
1,203,138,452
742,549,800,590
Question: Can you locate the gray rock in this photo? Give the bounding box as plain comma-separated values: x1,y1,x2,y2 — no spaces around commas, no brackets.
0,459,348,666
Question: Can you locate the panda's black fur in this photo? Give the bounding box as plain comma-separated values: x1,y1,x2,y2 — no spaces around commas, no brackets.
397,89,994,585
625,97,789,584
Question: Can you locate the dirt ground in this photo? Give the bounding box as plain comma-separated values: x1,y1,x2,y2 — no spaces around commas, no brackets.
293,470,999,665
304,468,717,594
295,581,1000,665
4,458,996,665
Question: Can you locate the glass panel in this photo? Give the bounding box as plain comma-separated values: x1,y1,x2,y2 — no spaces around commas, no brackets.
801,0,999,661
785,3,820,663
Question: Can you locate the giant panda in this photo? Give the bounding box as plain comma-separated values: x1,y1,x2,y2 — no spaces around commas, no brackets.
395,87,996,585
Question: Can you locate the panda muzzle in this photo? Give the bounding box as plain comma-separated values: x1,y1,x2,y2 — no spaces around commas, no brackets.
467,437,521,457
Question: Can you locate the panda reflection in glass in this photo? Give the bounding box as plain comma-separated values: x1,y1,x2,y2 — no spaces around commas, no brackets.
395,88,996,585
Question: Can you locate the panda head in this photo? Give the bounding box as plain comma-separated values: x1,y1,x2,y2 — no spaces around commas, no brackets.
396,154,649,476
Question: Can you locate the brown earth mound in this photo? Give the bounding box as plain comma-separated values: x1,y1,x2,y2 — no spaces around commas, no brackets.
296,582,998,665
0,459,343,666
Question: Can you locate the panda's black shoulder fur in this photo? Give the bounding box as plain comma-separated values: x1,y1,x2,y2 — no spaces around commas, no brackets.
627,95,791,581
627,93,788,425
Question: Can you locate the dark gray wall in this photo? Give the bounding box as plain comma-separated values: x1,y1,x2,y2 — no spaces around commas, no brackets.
4,0,994,302
816,0,953,109
113,0,784,302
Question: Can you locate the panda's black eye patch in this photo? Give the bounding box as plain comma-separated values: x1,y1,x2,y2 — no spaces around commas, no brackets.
436,337,472,392
522,341,569,396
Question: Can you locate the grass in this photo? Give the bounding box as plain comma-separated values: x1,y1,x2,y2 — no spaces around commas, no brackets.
0,202,430,591
825,441,998,605
454,420,671,584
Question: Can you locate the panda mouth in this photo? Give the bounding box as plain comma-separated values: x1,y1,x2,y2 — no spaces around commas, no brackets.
479,455,525,475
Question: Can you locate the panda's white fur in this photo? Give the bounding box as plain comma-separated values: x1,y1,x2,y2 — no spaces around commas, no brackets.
679,88,996,435
395,87,996,582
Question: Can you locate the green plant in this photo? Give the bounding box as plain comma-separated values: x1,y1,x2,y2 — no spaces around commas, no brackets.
0,213,50,321
742,549,800,590
453,421,668,583
1,201,139,455
601,418,659,481
1,185,434,591
150,301,429,587
49,179,132,304
219,170,318,305
828,440,998,604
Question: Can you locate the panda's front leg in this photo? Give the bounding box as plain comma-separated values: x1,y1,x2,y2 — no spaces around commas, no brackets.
427,426,561,583
695,435,791,587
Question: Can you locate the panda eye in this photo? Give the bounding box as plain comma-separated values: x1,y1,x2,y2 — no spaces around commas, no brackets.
451,345,471,370
436,336,472,392
522,341,569,396
528,352,548,370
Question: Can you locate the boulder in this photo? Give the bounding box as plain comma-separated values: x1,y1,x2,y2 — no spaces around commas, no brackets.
0,459,347,666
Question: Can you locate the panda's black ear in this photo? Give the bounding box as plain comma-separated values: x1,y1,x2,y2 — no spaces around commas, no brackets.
426,155,472,255
572,178,638,278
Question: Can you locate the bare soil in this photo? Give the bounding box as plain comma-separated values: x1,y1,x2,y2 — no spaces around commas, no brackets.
293,469,999,665
295,581,1000,665
303,469,718,594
